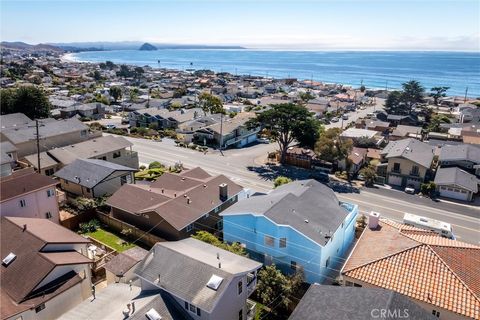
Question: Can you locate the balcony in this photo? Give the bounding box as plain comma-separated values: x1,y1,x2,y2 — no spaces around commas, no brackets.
246,272,257,296
246,299,257,320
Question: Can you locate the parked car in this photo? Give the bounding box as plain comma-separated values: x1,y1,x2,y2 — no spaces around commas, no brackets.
331,117,339,123
258,137,270,144
105,124,117,129
121,117,129,124
342,114,349,120
404,185,416,194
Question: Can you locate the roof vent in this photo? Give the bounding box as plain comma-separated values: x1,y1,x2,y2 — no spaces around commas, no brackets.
145,308,162,320
304,219,309,223
2,253,16,266
207,275,223,290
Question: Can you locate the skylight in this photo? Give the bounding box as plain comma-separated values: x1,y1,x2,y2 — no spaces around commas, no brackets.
2,252,16,266
206,274,224,290
145,308,162,320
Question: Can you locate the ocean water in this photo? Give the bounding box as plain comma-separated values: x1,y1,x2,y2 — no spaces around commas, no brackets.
70,50,480,97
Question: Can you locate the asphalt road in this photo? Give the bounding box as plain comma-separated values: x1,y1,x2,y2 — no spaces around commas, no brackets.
106,100,479,244
117,133,480,245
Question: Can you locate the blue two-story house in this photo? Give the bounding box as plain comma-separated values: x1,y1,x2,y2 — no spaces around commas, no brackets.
220,179,358,284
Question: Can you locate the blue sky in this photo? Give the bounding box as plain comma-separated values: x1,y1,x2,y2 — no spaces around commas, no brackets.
1,0,479,50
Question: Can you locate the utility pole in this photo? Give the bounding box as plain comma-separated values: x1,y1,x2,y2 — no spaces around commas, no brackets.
464,86,468,103
29,120,45,174
219,113,224,156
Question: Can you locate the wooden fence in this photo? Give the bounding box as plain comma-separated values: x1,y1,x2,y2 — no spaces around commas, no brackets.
60,210,96,230
96,211,165,248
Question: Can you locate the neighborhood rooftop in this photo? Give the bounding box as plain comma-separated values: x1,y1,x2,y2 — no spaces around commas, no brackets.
135,238,262,313
222,179,352,246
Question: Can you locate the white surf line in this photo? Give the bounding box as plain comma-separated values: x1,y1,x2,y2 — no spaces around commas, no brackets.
348,198,479,233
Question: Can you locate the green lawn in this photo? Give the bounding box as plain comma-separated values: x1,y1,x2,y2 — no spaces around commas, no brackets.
85,228,136,252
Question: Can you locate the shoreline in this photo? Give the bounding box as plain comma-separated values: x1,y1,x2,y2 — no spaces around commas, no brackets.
60,51,479,98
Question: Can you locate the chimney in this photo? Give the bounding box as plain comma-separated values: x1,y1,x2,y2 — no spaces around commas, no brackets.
23,224,27,231
219,183,228,201
368,211,380,229
187,197,191,204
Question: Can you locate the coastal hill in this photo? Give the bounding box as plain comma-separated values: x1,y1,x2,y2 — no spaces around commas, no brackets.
49,41,245,50
0,41,64,52
139,42,157,51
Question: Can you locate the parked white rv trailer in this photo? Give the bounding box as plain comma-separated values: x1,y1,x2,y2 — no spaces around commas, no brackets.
403,213,455,239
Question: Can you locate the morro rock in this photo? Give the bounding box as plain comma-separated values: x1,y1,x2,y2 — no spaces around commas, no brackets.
139,43,157,51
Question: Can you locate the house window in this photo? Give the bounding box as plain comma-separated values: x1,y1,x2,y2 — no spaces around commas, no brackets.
196,308,201,316
120,175,127,185
411,165,419,176
46,189,55,197
264,235,274,247
189,304,196,313
214,206,220,213
80,130,87,137
65,180,69,185
19,199,26,207
184,301,188,310
325,257,330,268
45,168,54,176
291,260,297,270
279,238,287,248
393,163,400,173
216,220,223,230
113,151,121,158
46,212,52,219
353,283,362,287
35,303,45,313
86,188,91,193
186,224,194,232
432,310,440,318
239,309,243,320
238,280,243,294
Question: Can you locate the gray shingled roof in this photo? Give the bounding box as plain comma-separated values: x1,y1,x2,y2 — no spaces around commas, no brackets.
439,144,480,164
0,113,32,131
134,238,262,313
54,159,136,188
434,167,478,192
289,285,436,320
46,135,132,165
221,180,350,246
382,138,434,168
1,118,88,144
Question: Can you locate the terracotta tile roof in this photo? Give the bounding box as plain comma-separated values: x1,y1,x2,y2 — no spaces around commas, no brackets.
342,220,480,319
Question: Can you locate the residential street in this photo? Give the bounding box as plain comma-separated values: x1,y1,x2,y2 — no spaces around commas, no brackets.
116,126,480,245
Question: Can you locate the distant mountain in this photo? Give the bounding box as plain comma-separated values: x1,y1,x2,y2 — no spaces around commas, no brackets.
0,41,64,52
139,43,157,51
48,41,245,50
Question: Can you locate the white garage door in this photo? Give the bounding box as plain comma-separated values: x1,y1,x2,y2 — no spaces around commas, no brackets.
388,174,403,186
406,178,421,190
439,186,469,201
